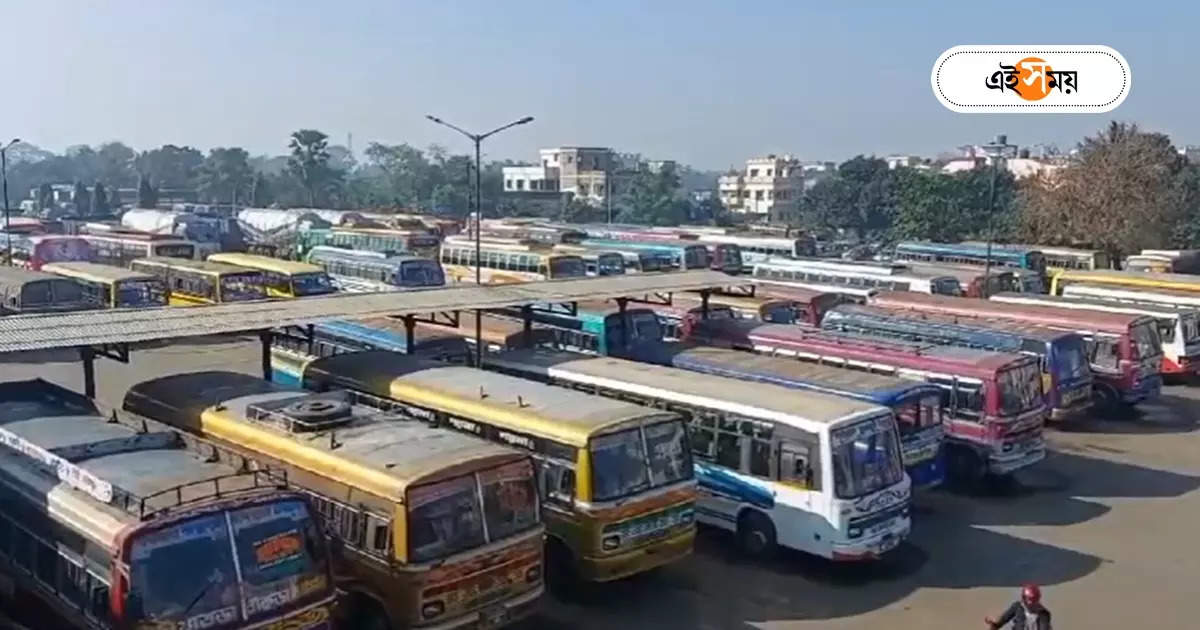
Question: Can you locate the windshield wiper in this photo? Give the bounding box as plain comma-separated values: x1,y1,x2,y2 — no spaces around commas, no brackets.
181,570,224,617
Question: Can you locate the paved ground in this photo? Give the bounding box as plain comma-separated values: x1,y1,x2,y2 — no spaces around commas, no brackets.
5,338,1200,628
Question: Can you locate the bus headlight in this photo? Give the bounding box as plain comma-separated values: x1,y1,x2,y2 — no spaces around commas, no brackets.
848,527,863,539
421,601,445,620
601,534,621,550
524,565,541,583
679,509,694,524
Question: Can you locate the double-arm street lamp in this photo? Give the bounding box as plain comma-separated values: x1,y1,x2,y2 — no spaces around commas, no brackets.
1,138,20,266
981,133,1016,297
425,115,534,367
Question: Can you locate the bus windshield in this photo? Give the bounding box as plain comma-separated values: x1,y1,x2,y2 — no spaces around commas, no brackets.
117,280,167,307
590,420,692,502
220,273,267,301
831,415,904,499
291,272,335,296
550,256,586,278
933,278,962,295
1182,313,1200,344
1130,321,1162,360
126,499,329,628
894,393,942,437
154,244,196,259
408,475,485,563
684,248,709,269
1053,335,1090,384
598,254,626,275
762,303,797,324
998,362,1043,415
478,460,540,542
399,260,445,287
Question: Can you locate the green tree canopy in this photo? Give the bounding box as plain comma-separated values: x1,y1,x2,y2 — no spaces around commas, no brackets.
197,147,253,203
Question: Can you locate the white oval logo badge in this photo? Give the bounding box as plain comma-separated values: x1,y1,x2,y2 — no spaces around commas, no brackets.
932,45,1130,113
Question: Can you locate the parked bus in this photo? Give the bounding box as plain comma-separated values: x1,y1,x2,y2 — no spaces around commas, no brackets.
579,238,712,271
123,371,545,630
1034,246,1110,273
821,303,1093,419
307,246,445,292
871,291,1164,407
494,302,668,359
686,321,1047,485
667,345,945,488
478,221,587,245
2,233,92,270
0,379,337,630
42,261,166,309
270,320,474,385
752,258,962,296
299,351,698,583
675,292,799,323
893,241,1047,275
992,291,1200,375
0,266,95,314
1062,282,1200,309
903,262,1013,298
696,233,817,270
1125,250,1200,274
555,243,669,274
549,245,626,276
326,226,441,257
440,237,586,284
484,348,911,560
751,277,878,302
207,252,335,298
130,257,267,305
1050,268,1200,295
749,284,854,325
79,232,197,266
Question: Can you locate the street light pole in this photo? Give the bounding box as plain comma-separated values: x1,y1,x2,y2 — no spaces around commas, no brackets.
1,139,19,266
426,115,534,368
981,134,1014,298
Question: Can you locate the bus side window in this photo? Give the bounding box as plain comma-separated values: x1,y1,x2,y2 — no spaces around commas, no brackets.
953,379,982,418
779,441,818,490
1158,319,1176,343
540,461,575,506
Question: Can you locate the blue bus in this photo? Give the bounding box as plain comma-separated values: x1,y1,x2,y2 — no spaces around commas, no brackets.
822,303,1092,421
270,318,471,384
499,302,668,359
668,345,946,488
579,238,713,271
893,242,1046,289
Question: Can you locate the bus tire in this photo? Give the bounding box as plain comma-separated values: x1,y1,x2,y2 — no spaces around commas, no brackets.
1092,384,1120,415
348,592,391,630
737,510,777,559
544,536,578,592
947,444,986,490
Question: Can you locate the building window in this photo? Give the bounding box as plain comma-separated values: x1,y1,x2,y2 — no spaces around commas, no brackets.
749,169,759,177
755,190,764,200
766,169,773,177
567,155,574,164
517,180,525,190
766,190,773,200
579,184,590,195
506,180,513,190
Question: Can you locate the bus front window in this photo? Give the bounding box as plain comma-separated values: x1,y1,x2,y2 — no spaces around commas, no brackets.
763,304,796,324
478,461,540,542
590,429,651,501
408,476,486,562
550,256,586,278
221,274,267,301
684,248,709,269
1130,322,1162,360
127,512,240,627
1053,335,1090,384
831,415,904,499
155,244,196,259
230,500,331,620
999,362,1044,415
117,280,167,307
292,272,335,296
630,311,665,342
643,421,693,485
400,261,446,287
599,254,625,275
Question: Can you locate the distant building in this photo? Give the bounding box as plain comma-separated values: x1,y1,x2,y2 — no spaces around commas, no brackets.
941,143,1063,180
502,147,672,208
718,155,806,220
885,155,932,170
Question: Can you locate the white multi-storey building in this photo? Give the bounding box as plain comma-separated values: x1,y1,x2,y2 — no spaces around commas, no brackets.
718,155,805,219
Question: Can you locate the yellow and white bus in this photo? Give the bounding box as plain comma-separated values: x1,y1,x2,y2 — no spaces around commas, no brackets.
207,252,336,298
301,350,698,583
123,371,545,630
1050,268,1200,296
440,237,586,284
80,232,197,266
130,257,267,305
43,261,166,308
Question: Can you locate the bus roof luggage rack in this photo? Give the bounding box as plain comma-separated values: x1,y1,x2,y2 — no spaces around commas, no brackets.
246,390,356,433
121,467,289,520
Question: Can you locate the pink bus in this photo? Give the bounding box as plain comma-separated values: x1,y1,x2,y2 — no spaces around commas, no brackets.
4,233,92,270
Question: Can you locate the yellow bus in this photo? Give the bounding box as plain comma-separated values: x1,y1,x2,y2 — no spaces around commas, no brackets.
439,237,586,284
1050,268,1200,296
301,350,697,583
42,261,167,308
131,256,267,305
207,252,336,298
123,371,545,630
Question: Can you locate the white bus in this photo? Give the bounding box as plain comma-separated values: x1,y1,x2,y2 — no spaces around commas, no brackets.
696,234,815,269
1035,284,1200,374
484,348,911,561
753,258,961,296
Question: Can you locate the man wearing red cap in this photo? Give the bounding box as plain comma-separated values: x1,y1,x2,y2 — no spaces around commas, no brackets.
985,584,1052,630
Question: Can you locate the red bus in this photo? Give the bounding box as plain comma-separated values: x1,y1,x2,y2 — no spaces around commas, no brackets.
871,291,1163,408
686,320,1046,485
750,283,854,325
3,233,92,269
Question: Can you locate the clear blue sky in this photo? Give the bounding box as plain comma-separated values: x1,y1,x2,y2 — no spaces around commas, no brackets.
1,1,1186,170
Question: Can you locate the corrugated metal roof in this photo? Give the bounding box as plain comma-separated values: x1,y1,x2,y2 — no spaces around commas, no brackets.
0,270,732,353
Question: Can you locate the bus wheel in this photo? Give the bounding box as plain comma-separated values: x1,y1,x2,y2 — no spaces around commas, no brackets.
349,594,391,630
544,536,578,594
1092,384,1120,415
737,510,777,559
947,445,986,491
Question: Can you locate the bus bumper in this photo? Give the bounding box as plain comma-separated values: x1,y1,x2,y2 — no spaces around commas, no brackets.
1050,385,1093,420
1122,374,1163,404
419,585,543,630
831,522,911,561
988,443,1046,476
577,526,695,582
906,457,945,489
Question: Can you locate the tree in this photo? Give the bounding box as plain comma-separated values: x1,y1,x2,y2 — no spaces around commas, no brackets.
561,197,604,223
91,182,110,215
363,142,432,207
137,145,203,190
1021,121,1193,258
799,156,897,238
287,129,334,206
617,163,685,225
892,167,1018,243
250,172,273,207
95,142,137,188
71,182,90,215
137,174,158,209
197,147,253,203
